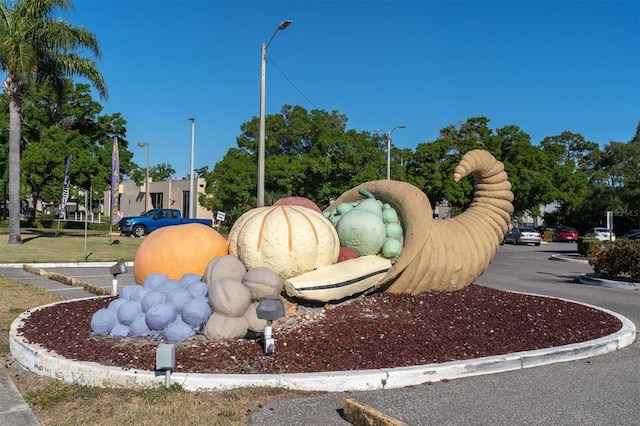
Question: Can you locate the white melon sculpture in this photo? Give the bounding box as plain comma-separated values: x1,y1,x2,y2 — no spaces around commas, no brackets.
228,205,340,280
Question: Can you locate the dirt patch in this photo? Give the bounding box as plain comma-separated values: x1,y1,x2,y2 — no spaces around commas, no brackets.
4,355,56,396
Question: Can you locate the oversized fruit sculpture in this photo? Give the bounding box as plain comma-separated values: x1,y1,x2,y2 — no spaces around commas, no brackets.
273,196,322,213
228,205,340,280
326,149,514,295
133,223,229,284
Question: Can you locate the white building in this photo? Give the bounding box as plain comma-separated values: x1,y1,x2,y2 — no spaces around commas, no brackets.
104,177,213,220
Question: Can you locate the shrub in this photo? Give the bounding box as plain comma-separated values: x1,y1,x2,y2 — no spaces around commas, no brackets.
577,237,602,256
588,239,640,282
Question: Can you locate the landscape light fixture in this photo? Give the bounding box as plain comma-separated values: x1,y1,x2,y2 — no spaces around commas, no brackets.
258,19,293,207
109,260,127,296
255,297,285,356
156,343,175,388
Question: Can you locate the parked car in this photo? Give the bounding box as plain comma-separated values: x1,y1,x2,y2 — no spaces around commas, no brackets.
622,230,640,240
585,227,616,242
119,208,213,237
503,227,541,246
552,227,579,242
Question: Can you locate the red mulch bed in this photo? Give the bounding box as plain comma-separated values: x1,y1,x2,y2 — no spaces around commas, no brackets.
16,285,621,374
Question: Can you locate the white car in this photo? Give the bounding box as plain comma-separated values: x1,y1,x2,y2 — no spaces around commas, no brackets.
585,227,616,242
503,226,542,246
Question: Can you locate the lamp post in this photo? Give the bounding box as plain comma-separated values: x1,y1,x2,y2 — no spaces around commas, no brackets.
258,19,293,207
385,125,406,180
137,142,150,211
188,118,195,218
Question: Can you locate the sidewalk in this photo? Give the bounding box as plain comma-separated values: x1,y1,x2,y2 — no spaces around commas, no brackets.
0,364,39,426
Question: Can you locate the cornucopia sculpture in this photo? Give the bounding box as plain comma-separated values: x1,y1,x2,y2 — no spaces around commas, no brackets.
325,149,514,295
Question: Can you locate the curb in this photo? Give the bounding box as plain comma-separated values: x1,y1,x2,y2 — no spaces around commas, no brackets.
577,274,640,290
344,398,406,425
22,264,111,296
9,295,636,393
1,262,134,268
547,257,639,290
549,254,589,264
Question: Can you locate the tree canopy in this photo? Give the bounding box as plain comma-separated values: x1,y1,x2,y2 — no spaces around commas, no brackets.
201,107,639,234
200,105,389,219
0,0,107,243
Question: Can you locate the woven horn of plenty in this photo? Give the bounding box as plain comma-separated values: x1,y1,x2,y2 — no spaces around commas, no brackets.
326,149,514,295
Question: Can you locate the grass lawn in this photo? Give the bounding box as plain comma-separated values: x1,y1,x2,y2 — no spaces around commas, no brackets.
0,229,141,263
0,228,315,425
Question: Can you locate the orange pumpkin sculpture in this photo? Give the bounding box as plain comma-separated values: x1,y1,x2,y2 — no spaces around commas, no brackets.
133,223,229,284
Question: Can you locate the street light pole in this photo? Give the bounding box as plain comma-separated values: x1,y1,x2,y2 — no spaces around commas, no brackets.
386,125,406,180
258,19,292,207
137,142,150,211
188,118,195,218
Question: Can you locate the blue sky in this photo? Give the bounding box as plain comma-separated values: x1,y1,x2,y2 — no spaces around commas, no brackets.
68,0,639,178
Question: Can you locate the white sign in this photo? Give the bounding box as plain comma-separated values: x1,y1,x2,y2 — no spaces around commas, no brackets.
216,211,226,222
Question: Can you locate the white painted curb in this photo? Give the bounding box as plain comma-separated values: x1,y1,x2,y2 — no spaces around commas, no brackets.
549,254,589,264
0,262,135,269
9,296,636,392
577,274,640,290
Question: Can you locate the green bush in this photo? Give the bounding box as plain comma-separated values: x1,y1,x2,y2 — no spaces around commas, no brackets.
33,217,111,231
577,237,602,256
588,239,640,282
0,213,112,232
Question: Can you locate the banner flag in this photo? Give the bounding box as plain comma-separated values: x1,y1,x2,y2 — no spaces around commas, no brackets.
110,136,121,225
59,154,72,219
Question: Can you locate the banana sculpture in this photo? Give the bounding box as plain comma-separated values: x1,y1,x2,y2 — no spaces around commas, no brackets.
324,149,514,295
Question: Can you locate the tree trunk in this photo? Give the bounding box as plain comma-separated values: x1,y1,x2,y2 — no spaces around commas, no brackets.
8,95,22,244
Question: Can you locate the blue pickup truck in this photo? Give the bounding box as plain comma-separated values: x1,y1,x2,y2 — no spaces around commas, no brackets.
119,208,213,237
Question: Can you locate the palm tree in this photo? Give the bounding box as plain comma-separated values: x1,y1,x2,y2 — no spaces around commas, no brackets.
0,0,107,244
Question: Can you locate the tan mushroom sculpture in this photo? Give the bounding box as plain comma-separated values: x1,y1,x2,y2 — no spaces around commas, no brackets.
326,149,514,295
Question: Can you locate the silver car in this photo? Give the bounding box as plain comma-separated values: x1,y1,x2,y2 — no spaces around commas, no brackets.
503,227,541,246
585,227,616,242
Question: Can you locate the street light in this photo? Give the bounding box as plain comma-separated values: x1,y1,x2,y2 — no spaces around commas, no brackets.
258,19,293,207
137,142,150,211
188,118,195,218
377,125,406,180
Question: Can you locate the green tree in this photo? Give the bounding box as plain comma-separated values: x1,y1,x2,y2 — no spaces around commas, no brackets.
200,147,256,220
202,105,386,219
129,162,178,185
412,117,553,218
494,125,553,219
0,0,107,243
151,163,176,181
540,131,597,226
194,166,209,178
577,128,640,231
7,81,130,220
406,137,455,207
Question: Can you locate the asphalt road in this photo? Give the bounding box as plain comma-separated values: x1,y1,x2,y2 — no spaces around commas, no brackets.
249,242,640,425
1,242,638,425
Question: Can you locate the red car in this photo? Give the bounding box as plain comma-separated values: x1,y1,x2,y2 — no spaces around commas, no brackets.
553,227,579,242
